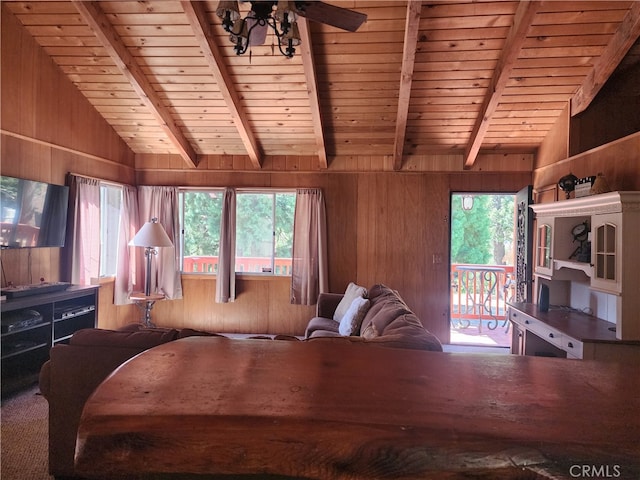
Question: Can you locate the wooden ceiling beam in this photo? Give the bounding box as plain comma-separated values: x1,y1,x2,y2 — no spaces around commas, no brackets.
571,1,640,116
71,1,198,168
393,1,422,171
463,0,541,169
297,18,327,169
181,1,262,169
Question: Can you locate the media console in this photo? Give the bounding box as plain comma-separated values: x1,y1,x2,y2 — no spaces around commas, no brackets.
1,285,99,396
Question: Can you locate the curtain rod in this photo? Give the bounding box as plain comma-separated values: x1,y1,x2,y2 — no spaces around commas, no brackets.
68,172,134,189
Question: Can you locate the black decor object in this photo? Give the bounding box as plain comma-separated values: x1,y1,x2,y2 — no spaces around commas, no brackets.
558,173,578,199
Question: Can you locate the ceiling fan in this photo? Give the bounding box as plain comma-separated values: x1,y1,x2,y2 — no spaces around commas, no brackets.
292,1,368,32
217,1,367,57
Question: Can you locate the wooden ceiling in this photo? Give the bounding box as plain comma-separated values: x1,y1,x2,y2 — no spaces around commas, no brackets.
5,1,640,170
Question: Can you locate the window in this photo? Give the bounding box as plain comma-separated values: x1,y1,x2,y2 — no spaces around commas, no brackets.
99,184,123,277
179,189,296,276
180,190,224,273
236,191,295,275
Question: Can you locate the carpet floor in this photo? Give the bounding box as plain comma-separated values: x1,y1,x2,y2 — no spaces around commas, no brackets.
1,385,51,480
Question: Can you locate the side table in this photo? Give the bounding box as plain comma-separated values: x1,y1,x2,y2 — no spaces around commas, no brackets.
129,292,165,327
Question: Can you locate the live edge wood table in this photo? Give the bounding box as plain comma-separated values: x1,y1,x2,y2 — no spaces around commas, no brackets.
75,337,640,480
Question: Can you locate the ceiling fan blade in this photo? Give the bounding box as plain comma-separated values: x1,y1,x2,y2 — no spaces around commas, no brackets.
294,1,367,32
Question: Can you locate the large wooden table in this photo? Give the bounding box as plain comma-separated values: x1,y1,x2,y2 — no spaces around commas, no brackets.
75,337,640,479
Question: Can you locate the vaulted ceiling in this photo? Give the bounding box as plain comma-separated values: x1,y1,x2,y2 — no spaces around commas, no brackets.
5,1,640,170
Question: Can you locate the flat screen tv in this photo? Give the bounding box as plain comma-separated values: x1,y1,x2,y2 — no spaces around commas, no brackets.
0,175,70,248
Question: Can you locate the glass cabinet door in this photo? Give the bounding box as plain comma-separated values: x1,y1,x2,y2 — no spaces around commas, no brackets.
591,213,621,294
536,223,552,275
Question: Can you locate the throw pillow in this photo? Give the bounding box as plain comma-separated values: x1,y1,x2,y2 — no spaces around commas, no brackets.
339,296,371,336
333,282,367,322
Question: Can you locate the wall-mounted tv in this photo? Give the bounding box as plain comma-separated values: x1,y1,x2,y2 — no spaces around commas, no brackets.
0,175,70,248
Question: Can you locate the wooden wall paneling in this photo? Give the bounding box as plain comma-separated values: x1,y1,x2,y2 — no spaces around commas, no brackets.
536,103,570,169
19,12,37,138
229,278,267,333
95,280,137,330
35,42,61,144
140,276,314,337
533,184,558,204
355,174,374,288
1,6,22,134
266,277,314,335
533,131,640,192
176,277,216,331
570,63,640,155
33,142,54,182
386,174,413,291
0,135,21,178
412,174,450,343
371,173,389,285
323,173,358,293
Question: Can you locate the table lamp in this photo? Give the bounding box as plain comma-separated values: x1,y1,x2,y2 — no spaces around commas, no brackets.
130,218,173,295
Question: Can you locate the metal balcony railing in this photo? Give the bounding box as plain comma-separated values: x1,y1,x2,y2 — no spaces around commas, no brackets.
450,264,514,333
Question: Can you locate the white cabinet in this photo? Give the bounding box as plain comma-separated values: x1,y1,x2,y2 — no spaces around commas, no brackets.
532,214,591,280
530,192,640,340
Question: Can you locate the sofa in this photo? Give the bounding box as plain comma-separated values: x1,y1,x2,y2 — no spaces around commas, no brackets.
38,323,230,479
305,283,443,352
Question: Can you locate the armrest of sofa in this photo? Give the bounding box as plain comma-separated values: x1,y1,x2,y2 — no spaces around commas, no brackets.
43,343,151,477
316,292,344,319
40,326,179,477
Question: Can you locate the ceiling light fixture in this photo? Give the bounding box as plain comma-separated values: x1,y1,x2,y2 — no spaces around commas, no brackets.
216,1,301,58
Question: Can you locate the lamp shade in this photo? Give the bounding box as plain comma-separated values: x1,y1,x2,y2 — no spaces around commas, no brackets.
130,218,173,248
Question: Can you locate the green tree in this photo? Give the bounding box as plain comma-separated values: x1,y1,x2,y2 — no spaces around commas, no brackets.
451,195,492,264
488,195,514,265
451,194,515,266
236,192,296,258
275,193,295,258
182,191,223,257
236,193,273,257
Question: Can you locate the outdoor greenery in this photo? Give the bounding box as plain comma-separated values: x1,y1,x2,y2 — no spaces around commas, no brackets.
451,194,515,265
181,190,296,262
181,191,223,258
236,192,295,259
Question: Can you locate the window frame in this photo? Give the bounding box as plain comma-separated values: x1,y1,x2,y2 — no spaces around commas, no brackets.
178,187,225,275
178,188,296,277
235,189,296,277
98,182,124,278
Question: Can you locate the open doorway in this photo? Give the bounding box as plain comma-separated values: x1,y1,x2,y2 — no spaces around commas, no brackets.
449,193,515,348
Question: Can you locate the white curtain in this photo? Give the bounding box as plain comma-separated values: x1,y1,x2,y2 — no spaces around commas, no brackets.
66,175,100,286
137,186,182,299
290,188,328,305
216,188,236,303
113,185,140,305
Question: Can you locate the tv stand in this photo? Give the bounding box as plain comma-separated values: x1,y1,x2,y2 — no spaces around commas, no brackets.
1,285,99,396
